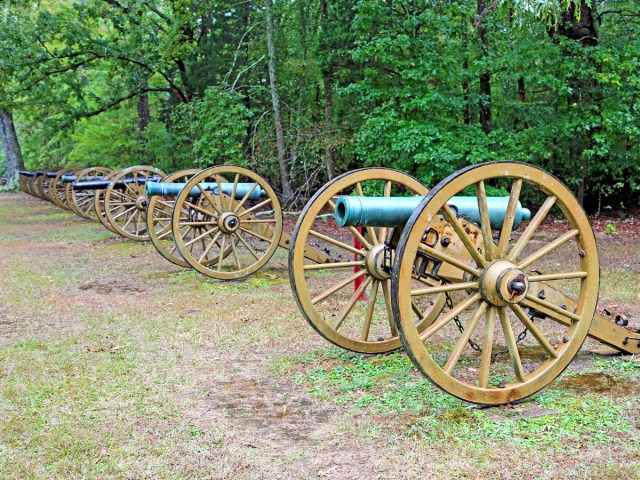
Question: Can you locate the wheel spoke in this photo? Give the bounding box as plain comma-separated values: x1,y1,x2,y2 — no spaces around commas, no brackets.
419,293,480,341
379,181,393,241
417,244,480,277
239,225,274,243
522,293,581,323
312,269,368,305
233,183,259,213
198,230,222,263
197,184,222,215
185,227,218,247
381,280,398,337
235,231,260,260
528,271,587,282
304,261,366,271
308,229,367,257
510,304,559,359
355,182,379,245
217,235,227,272
498,307,526,382
238,198,273,218
231,237,242,270
441,204,487,267
475,180,496,261
229,173,240,210
361,280,380,341
507,196,557,262
517,229,579,270
444,301,487,374
411,281,478,296
496,178,523,258
334,276,372,331
479,306,495,388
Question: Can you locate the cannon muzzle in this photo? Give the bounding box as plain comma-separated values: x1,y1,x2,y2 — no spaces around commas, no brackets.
145,181,266,200
334,196,531,230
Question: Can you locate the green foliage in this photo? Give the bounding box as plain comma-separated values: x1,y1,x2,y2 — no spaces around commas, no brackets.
0,0,638,208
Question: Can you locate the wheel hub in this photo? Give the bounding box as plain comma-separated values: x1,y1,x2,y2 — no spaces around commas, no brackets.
135,196,148,210
365,244,391,280
479,260,529,306
218,211,240,234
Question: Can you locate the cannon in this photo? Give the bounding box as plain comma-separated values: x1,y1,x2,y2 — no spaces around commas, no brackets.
150,165,335,279
288,162,639,405
65,167,114,220
18,171,35,195
90,166,166,240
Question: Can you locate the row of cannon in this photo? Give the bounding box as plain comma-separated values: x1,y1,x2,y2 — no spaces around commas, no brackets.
18,162,639,405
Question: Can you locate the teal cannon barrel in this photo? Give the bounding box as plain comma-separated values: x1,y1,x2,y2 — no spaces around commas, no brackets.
334,196,531,230
145,181,266,201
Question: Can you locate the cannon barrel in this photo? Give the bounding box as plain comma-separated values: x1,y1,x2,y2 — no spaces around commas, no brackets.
61,175,102,183
34,171,46,176
145,181,266,200
46,172,59,178
19,171,35,177
334,196,531,230
72,175,162,191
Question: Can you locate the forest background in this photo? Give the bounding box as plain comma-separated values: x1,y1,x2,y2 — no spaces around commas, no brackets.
0,0,638,211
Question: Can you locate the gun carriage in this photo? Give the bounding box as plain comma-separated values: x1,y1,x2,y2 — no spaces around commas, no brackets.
145,166,335,279
289,162,639,405
69,165,166,240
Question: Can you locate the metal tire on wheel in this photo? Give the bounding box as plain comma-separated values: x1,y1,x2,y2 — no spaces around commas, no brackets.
392,161,598,405
289,168,445,354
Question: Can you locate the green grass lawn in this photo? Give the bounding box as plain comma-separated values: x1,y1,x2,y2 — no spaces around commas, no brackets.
1,192,639,479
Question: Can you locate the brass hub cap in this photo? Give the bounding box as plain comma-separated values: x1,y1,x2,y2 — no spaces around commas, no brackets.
135,196,148,210
218,212,240,234
479,260,529,306
365,244,391,280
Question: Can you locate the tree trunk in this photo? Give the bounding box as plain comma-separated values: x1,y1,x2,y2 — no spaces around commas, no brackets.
137,92,150,132
320,0,336,180
0,109,25,189
518,73,528,130
477,0,492,134
549,0,599,206
265,0,293,201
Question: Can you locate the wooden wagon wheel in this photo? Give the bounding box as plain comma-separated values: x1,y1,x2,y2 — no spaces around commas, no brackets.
392,161,599,405
67,167,113,220
51,167,82,210
146,168,202,267
172,166,282,280
33,172,48,200
289,168,446,354
94,170,125,235
103,166,166,240
42,173,56,202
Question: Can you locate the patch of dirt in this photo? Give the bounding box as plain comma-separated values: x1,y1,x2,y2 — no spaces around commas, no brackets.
78,279,147,294
558,372,637,396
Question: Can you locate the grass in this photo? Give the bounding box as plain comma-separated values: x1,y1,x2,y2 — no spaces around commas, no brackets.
1,192,639,479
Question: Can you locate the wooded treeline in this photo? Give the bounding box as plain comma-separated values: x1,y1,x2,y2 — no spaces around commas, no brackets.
0,0,638,210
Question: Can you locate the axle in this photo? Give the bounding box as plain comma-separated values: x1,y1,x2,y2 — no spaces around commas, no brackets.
334,195,531,230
